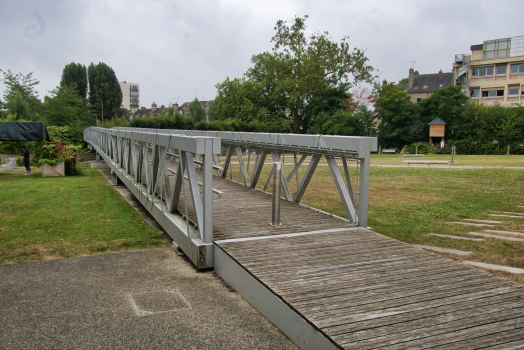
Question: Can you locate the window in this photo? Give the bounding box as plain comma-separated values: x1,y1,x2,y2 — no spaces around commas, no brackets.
510,63,524,74
496,65,507,75
414,86,419,90
508,88,520,96
472,67,494,77
482,90,504,97
423,85,428,90
416,98,422,102
470,88,480,98
483,38,511,59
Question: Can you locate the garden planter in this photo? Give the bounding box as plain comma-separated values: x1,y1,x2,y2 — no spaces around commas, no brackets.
42,162,65,177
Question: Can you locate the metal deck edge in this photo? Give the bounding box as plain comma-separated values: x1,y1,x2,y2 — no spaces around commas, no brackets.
214,226,366,244
214,245,339,350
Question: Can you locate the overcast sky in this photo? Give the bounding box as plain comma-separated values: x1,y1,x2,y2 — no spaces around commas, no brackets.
1,0,523,109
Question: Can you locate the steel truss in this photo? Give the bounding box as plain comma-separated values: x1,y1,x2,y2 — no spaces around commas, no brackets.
111,127,376,227
84,127,221,268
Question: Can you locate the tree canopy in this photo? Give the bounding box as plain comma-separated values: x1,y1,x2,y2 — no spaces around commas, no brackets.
0,69,42,120
44,84,94,127
87,62,123,121
213,15,375,133
186,98,207,122
60,62,88,99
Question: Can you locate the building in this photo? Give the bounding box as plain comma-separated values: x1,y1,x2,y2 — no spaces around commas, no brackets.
129,102,166,119
453,35,524,106
119,81,140,112
404,68,454,103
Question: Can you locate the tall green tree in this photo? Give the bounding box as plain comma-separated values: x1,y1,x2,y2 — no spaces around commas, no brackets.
186,98,207,122
44,84,94,127
0,69,42,120
60,62,88,99
375,83,420,149
214,16,375,133
87,62,123,121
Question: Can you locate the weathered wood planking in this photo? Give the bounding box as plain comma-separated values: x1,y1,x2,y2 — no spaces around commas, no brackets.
216,230,524,349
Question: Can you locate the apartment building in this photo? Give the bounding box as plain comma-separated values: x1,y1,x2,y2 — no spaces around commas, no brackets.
453,35,524,106
119,81,140,112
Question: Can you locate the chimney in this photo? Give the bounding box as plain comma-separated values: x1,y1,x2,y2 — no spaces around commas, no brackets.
382,79,388,86
151,102,157,111
408,68,414,89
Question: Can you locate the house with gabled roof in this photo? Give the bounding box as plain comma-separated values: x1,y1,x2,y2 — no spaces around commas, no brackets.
404,68,454,103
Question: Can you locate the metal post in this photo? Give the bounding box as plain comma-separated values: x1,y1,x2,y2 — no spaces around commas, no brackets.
271,162,282,226
451,145,454,165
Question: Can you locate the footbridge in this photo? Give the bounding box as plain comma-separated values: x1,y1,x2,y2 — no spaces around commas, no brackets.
84,127,524,350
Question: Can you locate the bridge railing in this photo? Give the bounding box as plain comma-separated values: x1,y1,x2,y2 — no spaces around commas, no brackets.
83,127,221,268
111,127,377,228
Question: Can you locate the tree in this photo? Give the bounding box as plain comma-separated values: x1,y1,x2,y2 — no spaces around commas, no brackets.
44,84,94,127
375,83,420,148
215,16,375,133
60,62,88,99
213,77,268,122
398,77,409,85
0,69,42,120
186,98,207,122
87,62,122,121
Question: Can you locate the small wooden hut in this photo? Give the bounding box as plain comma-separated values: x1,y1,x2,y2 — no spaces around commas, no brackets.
429,117,446,147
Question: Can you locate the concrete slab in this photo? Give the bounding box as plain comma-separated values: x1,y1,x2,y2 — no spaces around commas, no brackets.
0,249,297,349
468,232,524,242
463,261,524,274
462,218,502,224
428,233,485,242
448,221,495,227
412,244,472,256
485,229,524,237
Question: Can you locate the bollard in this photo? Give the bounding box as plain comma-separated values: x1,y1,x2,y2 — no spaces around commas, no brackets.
270,162,282,226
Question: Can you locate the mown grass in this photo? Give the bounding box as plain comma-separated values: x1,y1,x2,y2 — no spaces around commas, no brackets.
0,166,169,264
371,154,524,167
367,167,524,283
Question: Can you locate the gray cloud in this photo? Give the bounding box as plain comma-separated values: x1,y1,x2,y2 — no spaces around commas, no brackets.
1,0,523,107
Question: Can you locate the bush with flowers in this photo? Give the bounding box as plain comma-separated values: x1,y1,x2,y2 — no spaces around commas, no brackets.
37,141,82,175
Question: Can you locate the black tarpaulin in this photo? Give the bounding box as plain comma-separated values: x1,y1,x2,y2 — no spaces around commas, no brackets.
0,122,52,141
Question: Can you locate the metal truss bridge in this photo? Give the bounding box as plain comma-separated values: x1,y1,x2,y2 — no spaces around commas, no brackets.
84,127,524,350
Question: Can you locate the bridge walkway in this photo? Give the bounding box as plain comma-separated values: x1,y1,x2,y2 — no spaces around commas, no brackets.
207,176,524,349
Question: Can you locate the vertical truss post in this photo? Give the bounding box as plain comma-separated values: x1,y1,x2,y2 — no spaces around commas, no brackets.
213,154,222,176
202,139,213,244
293,155,321,204
149,144,160,196
358,141,371,228
326,156,357,223
168,157,183,213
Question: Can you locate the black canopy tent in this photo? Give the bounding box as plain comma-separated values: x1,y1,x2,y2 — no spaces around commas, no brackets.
0,122,52,141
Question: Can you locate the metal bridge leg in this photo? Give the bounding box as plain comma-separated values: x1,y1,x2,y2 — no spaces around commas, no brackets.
221,146,234,179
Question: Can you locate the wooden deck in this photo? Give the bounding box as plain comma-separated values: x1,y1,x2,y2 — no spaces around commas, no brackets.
211,176,524,349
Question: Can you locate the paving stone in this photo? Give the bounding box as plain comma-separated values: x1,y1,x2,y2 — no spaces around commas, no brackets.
448,221,495,227
488,213,524,219
428,233,485,242
463,261,524,274
492,211,524,216
468,232,523,242
412,244,472,256
484,229,524,237
463,218,503,224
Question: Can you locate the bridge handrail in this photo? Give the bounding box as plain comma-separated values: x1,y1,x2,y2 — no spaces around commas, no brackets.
83,126,220,269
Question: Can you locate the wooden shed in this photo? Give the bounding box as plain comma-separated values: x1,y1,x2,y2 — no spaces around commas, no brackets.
429,117,446,147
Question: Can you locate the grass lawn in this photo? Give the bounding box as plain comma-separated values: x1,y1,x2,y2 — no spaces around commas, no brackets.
367,167,524,283
371,154,524,167
0,166,169,264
